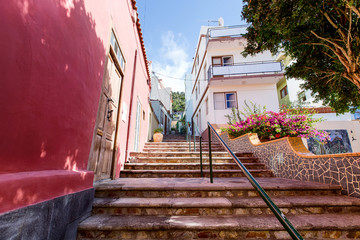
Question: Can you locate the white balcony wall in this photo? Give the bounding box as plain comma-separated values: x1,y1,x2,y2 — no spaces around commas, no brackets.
209,83,279,126
212,61,282,77
208,26,247,38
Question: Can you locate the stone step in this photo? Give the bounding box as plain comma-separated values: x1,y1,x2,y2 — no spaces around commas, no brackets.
162,139,187,142
143,148,225,152
92,195,360,216
94,178,342,199
129,156,257,164
77,214,360,239
145,142,222,146
124,163,265,170
129,151,247,158
120,169,273,178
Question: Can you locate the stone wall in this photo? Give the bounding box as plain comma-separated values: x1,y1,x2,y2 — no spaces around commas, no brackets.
0,189,94,240
219,132,360,198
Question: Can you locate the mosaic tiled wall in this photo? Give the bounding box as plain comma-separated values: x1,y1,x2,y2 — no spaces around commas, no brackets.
219,132,360,198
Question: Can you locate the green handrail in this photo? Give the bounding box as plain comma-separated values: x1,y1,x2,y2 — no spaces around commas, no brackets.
186,122,191,152
207,122,303,240
207,125,213,183
193,121,204,177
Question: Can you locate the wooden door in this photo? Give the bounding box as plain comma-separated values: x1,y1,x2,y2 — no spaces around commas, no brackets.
88,54,122,181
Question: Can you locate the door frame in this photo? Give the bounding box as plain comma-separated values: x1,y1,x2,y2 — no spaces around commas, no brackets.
88,27,125,181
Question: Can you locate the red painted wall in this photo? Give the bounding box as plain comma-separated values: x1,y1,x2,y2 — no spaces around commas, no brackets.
0,0,150,213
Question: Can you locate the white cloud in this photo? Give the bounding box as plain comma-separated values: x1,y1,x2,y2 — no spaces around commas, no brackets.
151,31,192,92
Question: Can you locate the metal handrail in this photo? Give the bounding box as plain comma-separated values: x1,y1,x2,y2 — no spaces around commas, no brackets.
207,122,303,240
185,122,191,152
192,121,204,177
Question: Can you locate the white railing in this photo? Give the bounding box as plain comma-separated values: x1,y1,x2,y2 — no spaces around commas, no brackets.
209,61,283,78
207,25,248,39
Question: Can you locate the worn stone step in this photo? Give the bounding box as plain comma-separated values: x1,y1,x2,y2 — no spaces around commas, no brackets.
94,178,342,199
124,163,265,170
77,214,360,239
130,151,232,158
145,142,220,146
129,156,258,164
119,169,274,178
144,144,222,148
92,195,360,217
143,148,225,152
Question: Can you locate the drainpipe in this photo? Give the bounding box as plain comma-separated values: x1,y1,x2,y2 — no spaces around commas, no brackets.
125,50,137,162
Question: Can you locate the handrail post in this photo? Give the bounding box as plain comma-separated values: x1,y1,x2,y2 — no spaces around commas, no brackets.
187,124,190,151
189,136,191,151
206,122,303,239
200,136,203,177
207,125,213,183
193,134,196,152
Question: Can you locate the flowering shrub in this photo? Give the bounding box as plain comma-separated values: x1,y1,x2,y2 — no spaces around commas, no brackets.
222,108,331,143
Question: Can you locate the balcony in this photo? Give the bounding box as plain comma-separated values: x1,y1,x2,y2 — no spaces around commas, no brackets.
207,61,284,85
207,25,248,39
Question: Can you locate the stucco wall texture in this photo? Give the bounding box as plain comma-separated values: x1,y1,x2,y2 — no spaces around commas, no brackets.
0,0,150,213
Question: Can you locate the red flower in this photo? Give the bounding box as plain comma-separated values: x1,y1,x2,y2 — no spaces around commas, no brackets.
275,134,281,138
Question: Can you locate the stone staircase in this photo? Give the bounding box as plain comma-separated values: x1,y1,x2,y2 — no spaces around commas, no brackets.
77,137,360,239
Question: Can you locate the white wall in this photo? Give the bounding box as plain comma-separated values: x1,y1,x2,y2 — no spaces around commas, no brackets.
314,112,353,121
209,83,279,125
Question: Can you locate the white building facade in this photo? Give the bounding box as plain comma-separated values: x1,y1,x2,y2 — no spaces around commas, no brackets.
189,25,284,134
150,73,172,134
188,23,360,154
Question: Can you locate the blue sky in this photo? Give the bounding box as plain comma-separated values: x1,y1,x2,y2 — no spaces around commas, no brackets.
136,0,246,92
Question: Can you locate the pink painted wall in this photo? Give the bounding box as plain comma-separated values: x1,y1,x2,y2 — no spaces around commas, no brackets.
0,0,150,213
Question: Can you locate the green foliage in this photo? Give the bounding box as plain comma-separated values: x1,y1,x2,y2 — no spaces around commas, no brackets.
225,108,242,125
238,101,267,118
154,128,163,133
225,101,267,125
241,0,360,113
172,92,185,112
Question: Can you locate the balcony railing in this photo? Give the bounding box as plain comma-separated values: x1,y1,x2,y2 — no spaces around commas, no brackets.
208,60,283,80
206,25,248,39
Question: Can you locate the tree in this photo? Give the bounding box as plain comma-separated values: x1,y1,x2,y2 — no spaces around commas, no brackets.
241,0,360,113
172,91,185,112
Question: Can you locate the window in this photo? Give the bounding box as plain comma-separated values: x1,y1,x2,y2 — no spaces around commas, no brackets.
197,81,200,98
195,86,198,100
205,98,209,115
223,57,233,66
110,31,125,71
225,93,237,108
212,57,222,66
280,85,288,99
203,63,207,81
214,92,237,110
212,56,233,66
